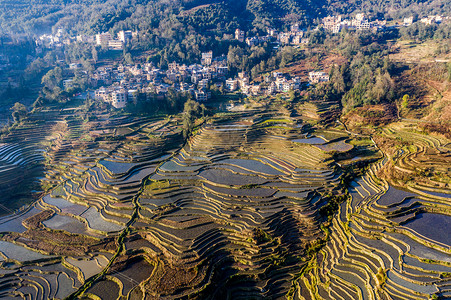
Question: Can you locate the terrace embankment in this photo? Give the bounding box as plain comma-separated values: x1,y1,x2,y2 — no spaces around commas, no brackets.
295,120,451,300
0,106,184,299
0,105,378,299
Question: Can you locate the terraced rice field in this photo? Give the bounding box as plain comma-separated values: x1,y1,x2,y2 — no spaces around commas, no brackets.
0,106,184,299
0,113,56,213
296,122,451,300
0,105,448,299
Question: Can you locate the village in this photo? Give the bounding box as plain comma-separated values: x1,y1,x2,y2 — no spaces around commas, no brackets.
5,11,447,109
36,23,331,108
86,51,311,109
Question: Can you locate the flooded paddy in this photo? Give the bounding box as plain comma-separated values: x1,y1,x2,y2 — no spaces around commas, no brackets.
199,169,268,186
86,279,120,300
404,213,451,246
315,140,353,152
80,207,124,232
42,196,88,215
66,256,109,281
291,137,327,145
43,214,97,236
99,159,139,175
376,186,417,207
0,241,52,261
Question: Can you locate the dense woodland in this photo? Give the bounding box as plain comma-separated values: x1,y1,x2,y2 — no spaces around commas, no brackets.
0,0,448,35
0,0,450,124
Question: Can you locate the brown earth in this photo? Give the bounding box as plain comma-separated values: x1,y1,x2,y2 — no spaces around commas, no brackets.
22,209,54,229
254,53,347,82
1,216,116,256
342,104,398,131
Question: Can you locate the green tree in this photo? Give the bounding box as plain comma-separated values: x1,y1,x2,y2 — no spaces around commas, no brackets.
42,67,63,90
124,52,133,65
401,94,410,109
92,47,98,63
182,99,201,138
41,67,64,101
10,102,27,123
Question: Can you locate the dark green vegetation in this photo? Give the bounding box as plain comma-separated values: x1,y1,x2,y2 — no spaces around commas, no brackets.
1,0,450,119
0,0,448,35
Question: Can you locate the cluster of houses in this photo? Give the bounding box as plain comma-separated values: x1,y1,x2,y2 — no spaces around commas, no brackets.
403,15,446,26
308,72,330,84
234,25,309,47
36,28,137,50
225,71,303,96
322,13,387,34
84,51,330,108
89,52,228,108
322,13,449,34
35,11,448,51
94,31,137,50
276,24,310,45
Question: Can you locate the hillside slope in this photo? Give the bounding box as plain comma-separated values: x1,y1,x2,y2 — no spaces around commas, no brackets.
1,0,446,35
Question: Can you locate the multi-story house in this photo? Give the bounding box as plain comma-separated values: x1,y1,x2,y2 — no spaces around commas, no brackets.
323,16,342,33
195,90,210,102
309,71,330,83
226,79,238,92
235,29,245,42
111,89,127,108
96,32,112,46
108,39,124,50
118,30,133,43
201,51,213,66
198,79,209,90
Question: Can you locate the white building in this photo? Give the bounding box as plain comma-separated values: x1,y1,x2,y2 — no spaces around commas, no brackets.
404,16,414,26
235,29,245,42
420,15,442,25
309,71,330,84
108,39,124,50
195,90,209,102
323,16,342,33
118,30,133,43
246,37,259,47
198,79,209,90
201,51,213,66
69,63,82,69
226,79,238,92
96,32,112,46
95,87,108,101
63,79,75,90
111,89,127,108
128,89,138,103
95,87,128,108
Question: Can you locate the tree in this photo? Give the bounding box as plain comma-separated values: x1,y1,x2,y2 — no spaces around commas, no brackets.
92,47,98,63
369,71,394,103
32,95,46,109
289,89,299,102
401,94,410,109
330,65,346,94
41,67,64,101
124,52,133,65
10,102,27,123
182,99,201,138
42,67,63,90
